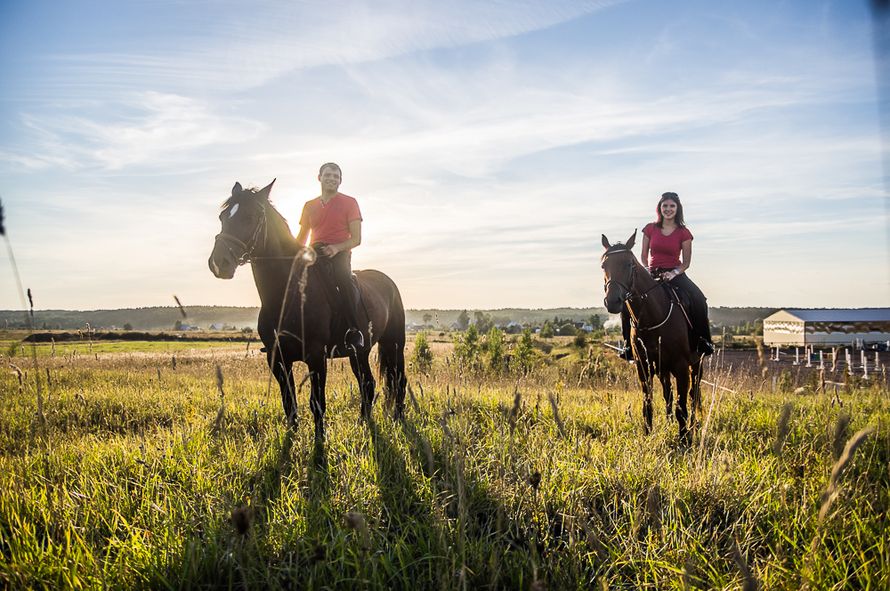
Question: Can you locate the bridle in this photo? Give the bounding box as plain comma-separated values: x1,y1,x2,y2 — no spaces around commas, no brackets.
602,248,674,332
214,203,268,266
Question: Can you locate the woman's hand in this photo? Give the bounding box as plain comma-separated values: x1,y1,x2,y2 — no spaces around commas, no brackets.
664,268,682,281
320,244,339,257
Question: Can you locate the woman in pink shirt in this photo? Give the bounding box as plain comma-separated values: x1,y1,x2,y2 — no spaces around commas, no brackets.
619,192,714,360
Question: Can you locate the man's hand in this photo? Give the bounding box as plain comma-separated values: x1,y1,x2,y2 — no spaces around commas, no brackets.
320,244,339,257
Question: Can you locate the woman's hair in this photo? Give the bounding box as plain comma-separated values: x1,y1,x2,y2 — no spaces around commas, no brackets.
655,191,685,227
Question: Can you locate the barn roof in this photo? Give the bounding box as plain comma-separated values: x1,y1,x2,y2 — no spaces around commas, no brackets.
765,308,890,322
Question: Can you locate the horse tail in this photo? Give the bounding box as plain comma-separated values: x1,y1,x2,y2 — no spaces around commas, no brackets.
365,270,406,416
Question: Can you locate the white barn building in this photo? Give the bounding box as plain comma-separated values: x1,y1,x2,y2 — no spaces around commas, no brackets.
763,309,890,347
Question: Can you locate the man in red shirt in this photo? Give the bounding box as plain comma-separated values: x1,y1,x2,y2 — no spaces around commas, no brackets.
295,162,365,349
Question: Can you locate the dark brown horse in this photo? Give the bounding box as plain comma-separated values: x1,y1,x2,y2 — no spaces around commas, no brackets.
208,180,407,440
601,231,703,444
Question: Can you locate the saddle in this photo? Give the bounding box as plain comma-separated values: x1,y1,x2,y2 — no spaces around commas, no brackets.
654,274,696,340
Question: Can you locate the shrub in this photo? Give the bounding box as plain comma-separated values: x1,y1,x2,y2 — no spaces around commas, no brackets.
412,331,433,374
511,328,535,375
454,324,481,371
485,327,505,374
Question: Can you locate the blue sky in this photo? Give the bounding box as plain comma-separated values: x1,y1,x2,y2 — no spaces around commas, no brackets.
1,0,887,310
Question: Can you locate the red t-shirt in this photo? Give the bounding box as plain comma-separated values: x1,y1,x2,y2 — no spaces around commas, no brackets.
643,222,693,269
299,193,362,245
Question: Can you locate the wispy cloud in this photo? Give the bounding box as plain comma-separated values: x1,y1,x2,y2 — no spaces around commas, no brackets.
35,0,626,95
5,92,261,170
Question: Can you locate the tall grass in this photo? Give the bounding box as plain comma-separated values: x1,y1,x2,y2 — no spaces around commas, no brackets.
0,341,887,589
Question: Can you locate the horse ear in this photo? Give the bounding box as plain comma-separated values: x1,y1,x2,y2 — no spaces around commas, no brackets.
231,182,243,196
626,229,637,249
601,234,611,249
257,178,276,200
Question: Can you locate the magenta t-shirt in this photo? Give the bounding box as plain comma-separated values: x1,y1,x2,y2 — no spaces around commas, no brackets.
299,192,362,245
643,222,693,269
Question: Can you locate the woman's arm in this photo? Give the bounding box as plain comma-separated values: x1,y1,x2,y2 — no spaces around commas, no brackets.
640,232,650,269
678,239,692,273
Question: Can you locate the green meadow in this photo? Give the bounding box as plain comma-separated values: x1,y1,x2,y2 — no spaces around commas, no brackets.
0,338,887,589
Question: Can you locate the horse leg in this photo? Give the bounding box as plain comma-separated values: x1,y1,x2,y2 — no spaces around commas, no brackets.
269,354,297,428
659,371,673,420
307,352,327,442
690,358,704,429
379,341,407,419
349,350,376,420
636,359,654,435
674,365,691,446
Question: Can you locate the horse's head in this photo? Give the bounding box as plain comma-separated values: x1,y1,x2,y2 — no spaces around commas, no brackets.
600,230,638,314
208,179,275,279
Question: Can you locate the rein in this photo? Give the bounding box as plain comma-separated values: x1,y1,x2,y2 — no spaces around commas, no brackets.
603,249,674,332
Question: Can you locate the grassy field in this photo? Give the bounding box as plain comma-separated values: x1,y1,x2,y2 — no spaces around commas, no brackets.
0,337,887,589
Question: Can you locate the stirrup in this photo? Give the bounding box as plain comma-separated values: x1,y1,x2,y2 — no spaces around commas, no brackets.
345,328,365,350
618,347,634,361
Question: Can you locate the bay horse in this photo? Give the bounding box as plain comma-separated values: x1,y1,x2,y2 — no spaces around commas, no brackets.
601,231,703,444
208,180,407,440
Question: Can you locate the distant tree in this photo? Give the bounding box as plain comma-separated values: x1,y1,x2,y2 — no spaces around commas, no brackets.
422,313,433,325
412,331,434,374
558,322,577,336
454,324,481,371
588,314,601,330
456,309,470,330
573,332,587,349
174,319,183,331
511,328,535,375
485,326,505,373
539,320,555,339
123,323,133,331
474,311,494,333
241,326,254,334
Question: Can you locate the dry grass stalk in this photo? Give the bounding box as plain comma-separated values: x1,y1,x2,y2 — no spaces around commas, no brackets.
645,485,662,532
406,383,422,414
772,402,793,456
818,427,873,521
508,390,521,434
214,364,226,431
731,537,760,591
548,393,567,438
173,295,188,318
9,364,24,391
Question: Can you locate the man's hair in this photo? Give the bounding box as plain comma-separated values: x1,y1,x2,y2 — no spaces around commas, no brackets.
318,162,342,178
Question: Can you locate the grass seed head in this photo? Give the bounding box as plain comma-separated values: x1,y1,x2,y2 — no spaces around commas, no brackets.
819,427,874,521
772,402,793,456
831,412,851,460
230,505,254,535
344,511,371,549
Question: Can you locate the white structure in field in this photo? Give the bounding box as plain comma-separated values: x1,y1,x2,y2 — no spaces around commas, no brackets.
763,308,890,346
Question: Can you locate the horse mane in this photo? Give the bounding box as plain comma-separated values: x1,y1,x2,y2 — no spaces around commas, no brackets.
221,187,297,249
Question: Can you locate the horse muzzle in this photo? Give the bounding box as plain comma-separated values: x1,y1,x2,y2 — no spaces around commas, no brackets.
208,239,237,279
603,290,626,314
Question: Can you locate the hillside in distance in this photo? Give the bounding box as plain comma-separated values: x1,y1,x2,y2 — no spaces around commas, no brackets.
0,306,778,331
